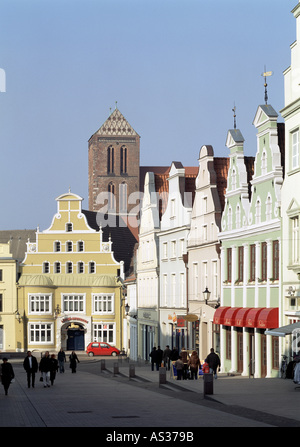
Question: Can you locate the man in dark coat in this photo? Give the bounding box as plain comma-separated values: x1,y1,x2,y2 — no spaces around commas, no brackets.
23,351,38,388
149,347,157,371
206,348,221,378
1,358,15,395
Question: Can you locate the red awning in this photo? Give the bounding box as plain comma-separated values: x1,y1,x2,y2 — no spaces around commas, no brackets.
213,306,230,325
245,308,266,328
234,307,254,327
257,308,278,329
223,307,241,326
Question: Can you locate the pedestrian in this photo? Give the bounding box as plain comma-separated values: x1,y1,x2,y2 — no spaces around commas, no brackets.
180,347,188,380
50,354,58,385
149,347,157,371
57,348,66,373
170,347,179,361
0,358,14,395
69,351,80,373
175,356,184,380
163,345,171,370
206,348,221,378
23,350,38,388
156,346,163,370
39,351,52,387
188,350,200,380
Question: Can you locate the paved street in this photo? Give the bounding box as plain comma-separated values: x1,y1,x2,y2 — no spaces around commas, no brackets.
0,354,300,434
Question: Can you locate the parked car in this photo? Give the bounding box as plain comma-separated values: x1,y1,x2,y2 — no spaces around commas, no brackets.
86,342,120,357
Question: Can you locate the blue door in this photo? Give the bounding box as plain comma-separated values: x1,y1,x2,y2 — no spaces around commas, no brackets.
67,329,85,351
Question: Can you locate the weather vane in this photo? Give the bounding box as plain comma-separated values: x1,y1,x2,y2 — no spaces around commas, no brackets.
232,103,236,129
261,66,273,104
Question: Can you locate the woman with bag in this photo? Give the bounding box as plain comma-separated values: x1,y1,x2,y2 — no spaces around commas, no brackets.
69,351,80,373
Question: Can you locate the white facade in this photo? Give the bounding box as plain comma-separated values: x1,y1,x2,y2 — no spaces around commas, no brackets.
280,1,300,357
158,162,192,351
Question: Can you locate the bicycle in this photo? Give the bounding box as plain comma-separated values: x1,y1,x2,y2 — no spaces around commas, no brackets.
280,355,288,378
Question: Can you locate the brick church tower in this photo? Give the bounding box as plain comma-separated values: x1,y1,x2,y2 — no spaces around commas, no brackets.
88,107,140,214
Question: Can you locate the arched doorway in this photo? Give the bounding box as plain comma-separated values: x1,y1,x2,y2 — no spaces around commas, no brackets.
66,323,85,351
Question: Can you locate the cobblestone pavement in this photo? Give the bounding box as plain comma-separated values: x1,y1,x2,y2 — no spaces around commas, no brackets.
0,355,299,433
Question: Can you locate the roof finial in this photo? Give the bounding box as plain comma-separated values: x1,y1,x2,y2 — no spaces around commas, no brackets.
261,66,273,105
69,186,71,193
232,102,236,129
115,101,118,110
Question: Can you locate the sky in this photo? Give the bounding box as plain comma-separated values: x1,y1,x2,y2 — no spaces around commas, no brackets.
0,0,297,231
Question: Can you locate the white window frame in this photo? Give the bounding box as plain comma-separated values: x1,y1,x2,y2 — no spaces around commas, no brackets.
89,261,96,274
93,293,115,314
77,261,84,274
54,261,61,274
66,261,73,274
93,322,116,344
29,323,53,345
28,293,52,315
77,241,84,252
63,294,85,313
43,261,50,274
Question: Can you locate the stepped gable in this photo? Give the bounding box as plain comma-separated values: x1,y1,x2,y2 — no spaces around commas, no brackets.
82,209,138,276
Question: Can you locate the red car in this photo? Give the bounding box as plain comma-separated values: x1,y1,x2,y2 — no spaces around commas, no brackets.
86,342,120,357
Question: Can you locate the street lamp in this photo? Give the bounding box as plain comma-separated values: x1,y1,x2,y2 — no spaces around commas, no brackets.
203,287,211,305
15,311,23,323
125,303,130,315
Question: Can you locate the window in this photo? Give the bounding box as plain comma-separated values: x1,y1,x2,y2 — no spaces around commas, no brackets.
255,199,261,224
162,242,168,259
266,195,272,221
170,199,175,217
89,261,96,273
292,130,299,170
63,294,84,312
120,146,127,174
54,262,61,274
29,294,51,314
29,323,53,344
107,145,114,174
236,205,241,229
43,262,50,274
119,182,127,212
66,223,73,232
261,150,267,175
66,241,73,252
212,261,218,300
54,241,61,252
93,294,114,313
261,242,267,281
77,241,84,252
292,216,299,264
273,240,279,280
228,206,232,231
272,337,279,370
163,274,168,306
0,294,2,312
250,244,256,281
231,169,236,190
93,323,115,343
0,270,2,281
108,183,116,210
66,262,73,274
227,248,232,282
171,240,176,258
77,262,84,274
238,246,244,282
193,263,198,297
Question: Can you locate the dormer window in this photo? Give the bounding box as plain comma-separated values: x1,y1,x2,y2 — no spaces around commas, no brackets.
54,241,61,252
66,223,73,232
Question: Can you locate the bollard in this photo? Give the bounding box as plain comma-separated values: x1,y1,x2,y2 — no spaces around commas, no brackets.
100,359,105,372
159,366,167,385
113,363,119,375
129,364,135,379
203,373,213,396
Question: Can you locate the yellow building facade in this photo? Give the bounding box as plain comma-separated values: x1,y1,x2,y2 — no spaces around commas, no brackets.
17,192,125,353
0,242,18,351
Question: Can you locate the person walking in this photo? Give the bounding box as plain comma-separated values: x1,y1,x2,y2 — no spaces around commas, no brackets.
180,347,188,380
39,351,52,387
188,350,200,380
57,348,66,373
149,347,157,371
163,345,171,370
0,358,14,395
156,346,163,371
50,354,58,385
175,356,184,380
206,348,221,378
23,350,38,388
69,351,80,373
